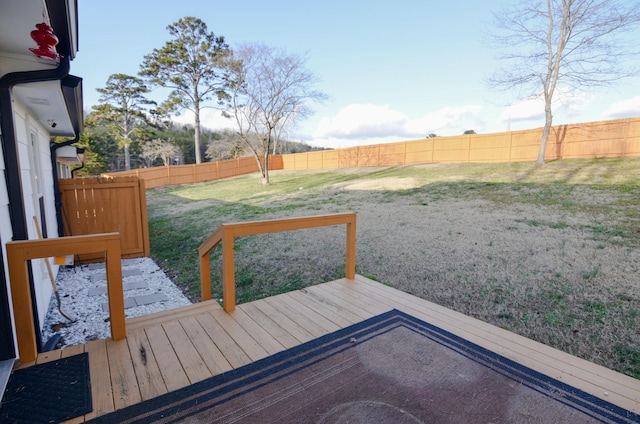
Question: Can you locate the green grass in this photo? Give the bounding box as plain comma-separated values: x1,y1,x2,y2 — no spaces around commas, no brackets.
146,157,640,379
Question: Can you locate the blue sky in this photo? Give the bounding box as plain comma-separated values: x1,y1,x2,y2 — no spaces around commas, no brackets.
72,0,640,148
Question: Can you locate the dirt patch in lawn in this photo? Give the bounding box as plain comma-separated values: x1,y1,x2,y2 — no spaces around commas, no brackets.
333,177,420,191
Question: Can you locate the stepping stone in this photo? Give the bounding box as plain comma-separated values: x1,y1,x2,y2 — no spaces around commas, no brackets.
101,293,169,311
90,268,142,283
133,293,169,306
87,280,148,296
87,286,104,296
102,297,137,311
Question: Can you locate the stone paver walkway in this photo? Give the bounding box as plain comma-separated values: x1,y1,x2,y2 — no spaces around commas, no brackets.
86,263,169,312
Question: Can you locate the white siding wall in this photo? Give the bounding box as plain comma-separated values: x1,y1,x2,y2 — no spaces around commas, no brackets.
0,121,18,355
13,101,55,330
39,128,58,241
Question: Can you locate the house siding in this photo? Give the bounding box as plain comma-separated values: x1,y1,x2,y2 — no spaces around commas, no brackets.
0,122,18,356
12,101,55,330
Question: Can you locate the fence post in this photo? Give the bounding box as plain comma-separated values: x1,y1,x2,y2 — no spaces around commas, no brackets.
623,118,630,157
509,131,513,162
430,138,434,163
138,178,150,257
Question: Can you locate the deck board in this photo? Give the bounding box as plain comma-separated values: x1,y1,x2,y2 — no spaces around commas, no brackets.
143,324,190,392
305,284,373,320
194,313,251,368
106,337,140,410
251,297,316,343
126,299,222,331
279,292,342,333
125,328,166,401
178,315,233,375
262,295,332,338
237,302,300,349
37,275,640,422
297,287,366,324
208,308,270,362
162,320,212,384
224,307,286,355
83,339,113,418
286,290,356,327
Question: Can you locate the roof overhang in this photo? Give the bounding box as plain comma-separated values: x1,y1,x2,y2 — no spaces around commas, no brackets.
12,76,83,137
55,144,83,165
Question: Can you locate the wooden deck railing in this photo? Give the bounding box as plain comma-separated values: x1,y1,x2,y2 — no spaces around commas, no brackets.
6,233,125,363
198,213,357,312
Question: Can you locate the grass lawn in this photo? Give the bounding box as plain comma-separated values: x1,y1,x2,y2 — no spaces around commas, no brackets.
146,157,640,379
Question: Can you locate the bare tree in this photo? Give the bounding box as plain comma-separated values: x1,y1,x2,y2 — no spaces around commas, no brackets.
141,139,182,166
205,130,245,161
227,43,327,184
488,0,640,165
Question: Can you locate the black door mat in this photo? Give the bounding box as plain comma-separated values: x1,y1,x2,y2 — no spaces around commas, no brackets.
0,352,92,423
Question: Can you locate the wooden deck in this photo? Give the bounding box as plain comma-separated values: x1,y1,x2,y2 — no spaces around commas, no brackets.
21,275,640,422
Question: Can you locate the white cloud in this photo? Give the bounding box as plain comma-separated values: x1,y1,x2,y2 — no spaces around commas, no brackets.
405,105,484,136
602,96,640,119
313,104,408,139
310,103,486,148
171,109,236,130
499,89,591,124
499,97,545,123
308,135,408,150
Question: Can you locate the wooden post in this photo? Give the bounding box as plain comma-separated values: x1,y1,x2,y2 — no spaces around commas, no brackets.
105,237,125,340
138,178,150,257
222,230,236,312
200,254,211,301
6,249,37,364
345,217,356,280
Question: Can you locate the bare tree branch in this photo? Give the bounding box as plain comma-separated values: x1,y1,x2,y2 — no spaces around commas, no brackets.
487,0,640,165
227,43,327,184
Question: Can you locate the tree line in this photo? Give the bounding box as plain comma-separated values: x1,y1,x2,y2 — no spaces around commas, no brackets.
77,16,327,184
76,2,640,180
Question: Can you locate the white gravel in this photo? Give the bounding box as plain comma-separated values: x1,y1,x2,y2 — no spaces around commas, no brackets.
41,257,191,348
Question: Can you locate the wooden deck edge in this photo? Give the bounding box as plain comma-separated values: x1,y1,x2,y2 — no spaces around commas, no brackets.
126,299,223,331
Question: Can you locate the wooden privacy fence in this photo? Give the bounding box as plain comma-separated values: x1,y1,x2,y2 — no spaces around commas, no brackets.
59,176,150,262
104,156,284,189
198,213,357,312
282,116,640,169
103,117,640,188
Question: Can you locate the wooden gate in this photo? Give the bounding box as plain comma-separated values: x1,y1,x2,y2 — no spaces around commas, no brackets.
59,176,150,262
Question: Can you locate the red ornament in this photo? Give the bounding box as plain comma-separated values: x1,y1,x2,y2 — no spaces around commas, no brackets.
29,22,62,60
